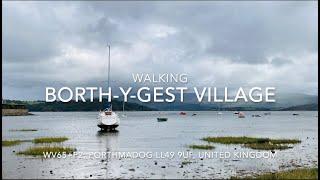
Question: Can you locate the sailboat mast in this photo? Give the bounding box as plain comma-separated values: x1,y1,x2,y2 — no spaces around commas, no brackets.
106,45,112,110
107,45,111,89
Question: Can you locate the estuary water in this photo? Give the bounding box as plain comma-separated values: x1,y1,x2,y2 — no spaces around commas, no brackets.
2,111,318,179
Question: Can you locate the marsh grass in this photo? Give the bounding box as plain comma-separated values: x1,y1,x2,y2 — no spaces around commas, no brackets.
244,143,291,150
202,136,301,150
188,144,215,150
181,161,193,165
10,129,38,132
202,136,271,144
17,146,76,156
33,137,68,144
269,139,301,144
232,168,318,179
2,140,22,146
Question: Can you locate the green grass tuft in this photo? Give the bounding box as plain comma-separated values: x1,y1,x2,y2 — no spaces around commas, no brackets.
244,143,291,150
33,137,69,144
202,136,301,150
268,139,301,144
188,144,215,150
2,140,22,146
232,168,318,179
181,161,193,165
17,146,76,156
202,136,270,144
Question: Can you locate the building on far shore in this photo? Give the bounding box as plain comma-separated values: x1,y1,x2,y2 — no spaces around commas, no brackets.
2,102,30,116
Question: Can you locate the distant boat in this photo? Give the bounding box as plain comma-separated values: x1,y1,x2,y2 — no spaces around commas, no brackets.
157,117,168,122
252,114,261,117
264,112,271,115
179,112,187,115
292,113,299,116
218,112,223,115
238,112,245,118
234,111,239,115
192,113,197,116
97,45,120,131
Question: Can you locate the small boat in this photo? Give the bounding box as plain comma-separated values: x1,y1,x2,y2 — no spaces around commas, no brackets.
238,112,245,118
218,112,223,115
98,106,120,131
192,113,197,116
157,117,168,122
292,113,299,116
234,111,239,115
97,45,120,131
179,112,187,115
264,112,271,115
252,114,261,117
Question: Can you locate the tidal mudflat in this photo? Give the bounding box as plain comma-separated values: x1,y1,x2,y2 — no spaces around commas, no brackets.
2,111,318,179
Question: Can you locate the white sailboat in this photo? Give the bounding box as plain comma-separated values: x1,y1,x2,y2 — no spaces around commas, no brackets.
97,45,120,131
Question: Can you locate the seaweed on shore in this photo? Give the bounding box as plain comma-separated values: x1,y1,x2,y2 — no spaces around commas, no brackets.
188,144,215,150
2,140,22,146
231,168,318,179
33,137,68,144
17,146,76,156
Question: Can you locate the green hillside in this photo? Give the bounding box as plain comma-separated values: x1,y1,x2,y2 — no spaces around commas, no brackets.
3,99,156,112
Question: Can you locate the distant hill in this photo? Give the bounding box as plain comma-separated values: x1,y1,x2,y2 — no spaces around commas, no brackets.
3,93,318,111
134,93,318,111
3,99,156,112
280,103,318,111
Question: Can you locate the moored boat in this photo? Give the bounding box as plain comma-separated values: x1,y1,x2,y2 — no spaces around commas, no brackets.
252,114,261,117
97,45,120,131
179,112,187,115
97,107,120,130
157,117,168,122
238,112,245,118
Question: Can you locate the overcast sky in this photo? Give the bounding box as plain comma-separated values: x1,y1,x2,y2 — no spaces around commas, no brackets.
2,1,318,100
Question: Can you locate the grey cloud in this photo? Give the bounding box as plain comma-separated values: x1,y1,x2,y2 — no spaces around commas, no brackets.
2,1,318,100
270,57,292,66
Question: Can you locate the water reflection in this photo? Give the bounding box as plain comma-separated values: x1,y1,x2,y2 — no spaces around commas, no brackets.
96,129,119,136
96,130,120,178
96,130,119,151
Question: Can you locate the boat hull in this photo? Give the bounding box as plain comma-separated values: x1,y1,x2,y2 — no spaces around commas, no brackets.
97,111,120,130
97,124,119,131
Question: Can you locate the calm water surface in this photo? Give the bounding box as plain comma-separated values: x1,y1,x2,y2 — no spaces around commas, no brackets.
2,111,318,179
